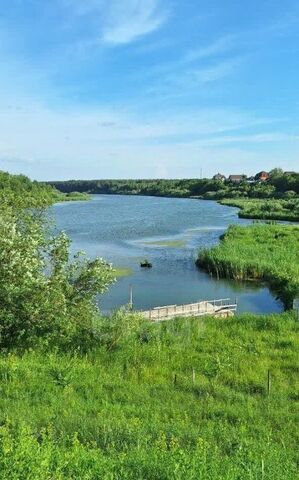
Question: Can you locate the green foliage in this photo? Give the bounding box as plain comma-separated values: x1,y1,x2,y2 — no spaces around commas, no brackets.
0,312,297,478
0,212,115,349
48,171,299,202
220,198,299,221
197,224,299,309
0,170,61,209
0,171,115,350
64,191,91,201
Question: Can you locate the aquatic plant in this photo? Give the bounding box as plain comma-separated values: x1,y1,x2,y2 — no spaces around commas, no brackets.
197,224,299,309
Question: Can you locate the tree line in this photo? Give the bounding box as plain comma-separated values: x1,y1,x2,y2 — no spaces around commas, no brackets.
48,169,299,200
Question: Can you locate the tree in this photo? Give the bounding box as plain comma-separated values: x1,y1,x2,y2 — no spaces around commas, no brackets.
0,206,115,350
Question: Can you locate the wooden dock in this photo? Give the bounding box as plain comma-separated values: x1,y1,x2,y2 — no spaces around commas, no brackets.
140,298,237,322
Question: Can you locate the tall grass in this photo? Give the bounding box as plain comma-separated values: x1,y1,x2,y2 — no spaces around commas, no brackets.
0,312,298,479
219,198,299,222
197,224,299,309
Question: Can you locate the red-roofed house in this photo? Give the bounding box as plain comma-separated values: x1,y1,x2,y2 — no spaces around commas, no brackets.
255,171,269,182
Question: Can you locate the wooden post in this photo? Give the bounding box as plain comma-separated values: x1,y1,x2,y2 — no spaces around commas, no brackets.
174,373,177,386
267,370,271,396
129,285,133,310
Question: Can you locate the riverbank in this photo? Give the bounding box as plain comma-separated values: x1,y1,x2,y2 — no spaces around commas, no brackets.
48,173,299,204
48,178,299,222
219,198,299,222
0,311,297,479
56,191,91,202
197,224,299,309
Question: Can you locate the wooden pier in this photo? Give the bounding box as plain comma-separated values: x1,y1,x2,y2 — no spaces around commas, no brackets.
140,298,237,322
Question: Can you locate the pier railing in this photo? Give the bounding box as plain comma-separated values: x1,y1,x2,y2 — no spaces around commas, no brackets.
140,298,237,321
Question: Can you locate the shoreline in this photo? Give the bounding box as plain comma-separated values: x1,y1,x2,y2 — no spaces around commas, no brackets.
55,190,298,222
196,223,299,310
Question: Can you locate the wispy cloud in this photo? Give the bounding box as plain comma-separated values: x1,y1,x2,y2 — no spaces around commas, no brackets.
184,133,299,147
179,58,239,86
0,95,297,179
131,33,242,100
102,0,169,45
144,56,242,100
184,35,236,62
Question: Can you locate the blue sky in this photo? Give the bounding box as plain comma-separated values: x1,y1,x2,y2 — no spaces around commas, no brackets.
0,0,298,180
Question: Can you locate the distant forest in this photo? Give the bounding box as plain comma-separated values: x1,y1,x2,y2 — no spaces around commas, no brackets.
49,169,299,200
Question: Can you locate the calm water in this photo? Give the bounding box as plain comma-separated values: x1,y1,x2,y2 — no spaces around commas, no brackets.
52,195,282,314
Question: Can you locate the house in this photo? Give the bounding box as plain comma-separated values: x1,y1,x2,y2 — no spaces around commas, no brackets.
228,175,247,183
213,173,226,182
247,176,256,183
255,171,269,182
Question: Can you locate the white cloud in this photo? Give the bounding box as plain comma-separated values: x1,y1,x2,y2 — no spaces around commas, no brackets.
102,0,168,45
184,35,236,62
67,0,169,46
0,95,296,180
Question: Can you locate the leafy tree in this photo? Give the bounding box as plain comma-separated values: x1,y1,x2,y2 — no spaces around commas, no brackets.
0,173,115,350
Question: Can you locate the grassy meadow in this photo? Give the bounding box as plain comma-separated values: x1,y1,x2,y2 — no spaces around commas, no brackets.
197,224,299,309
0,312,298,479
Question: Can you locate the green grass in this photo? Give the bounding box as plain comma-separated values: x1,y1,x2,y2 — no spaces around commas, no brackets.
0,312,298,479
197,224,299,309
219,198,299,222
144,239,186,248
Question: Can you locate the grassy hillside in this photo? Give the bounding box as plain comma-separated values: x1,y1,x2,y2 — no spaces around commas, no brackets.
197,224,299,309
0,312,298,479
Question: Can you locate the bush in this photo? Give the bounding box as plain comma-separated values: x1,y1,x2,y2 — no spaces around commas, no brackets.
0,207,115,350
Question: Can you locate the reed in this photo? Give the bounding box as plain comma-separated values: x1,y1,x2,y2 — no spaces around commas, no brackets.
197,224,299,309
219,198,299,222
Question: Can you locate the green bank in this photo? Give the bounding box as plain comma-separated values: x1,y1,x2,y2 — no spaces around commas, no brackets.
219,198,299,222
0,312,297,479
197,223,299,309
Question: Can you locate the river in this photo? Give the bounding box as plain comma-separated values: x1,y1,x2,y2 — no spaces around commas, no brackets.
52,195,282,314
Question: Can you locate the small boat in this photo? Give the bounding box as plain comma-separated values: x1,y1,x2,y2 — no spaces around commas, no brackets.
140,259,152,268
